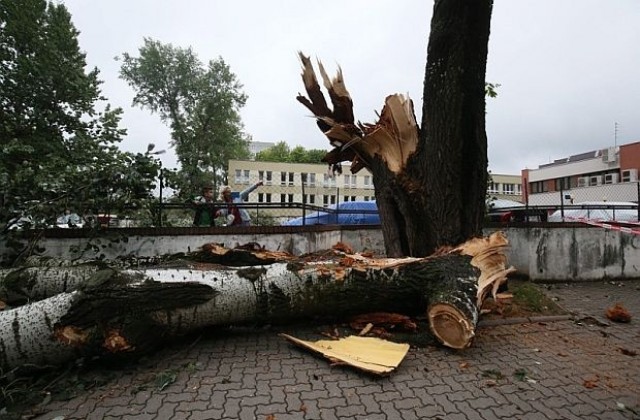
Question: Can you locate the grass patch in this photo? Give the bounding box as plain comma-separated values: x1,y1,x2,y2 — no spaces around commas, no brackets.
482,280,566,319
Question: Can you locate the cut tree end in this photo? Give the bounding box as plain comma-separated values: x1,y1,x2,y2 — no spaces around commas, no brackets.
427,303,475,349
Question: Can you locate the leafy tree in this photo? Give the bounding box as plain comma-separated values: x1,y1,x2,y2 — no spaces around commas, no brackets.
255,141,327,164
119,39,251,197
0,0,160,227
255,141,291,162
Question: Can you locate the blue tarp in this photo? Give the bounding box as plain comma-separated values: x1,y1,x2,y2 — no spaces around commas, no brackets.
281,201,380,226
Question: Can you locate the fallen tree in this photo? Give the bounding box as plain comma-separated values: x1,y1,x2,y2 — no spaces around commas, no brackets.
0,233,513,372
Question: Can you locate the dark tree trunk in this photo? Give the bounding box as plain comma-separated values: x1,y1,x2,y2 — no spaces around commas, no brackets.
296,0,493,257
419,0,493,254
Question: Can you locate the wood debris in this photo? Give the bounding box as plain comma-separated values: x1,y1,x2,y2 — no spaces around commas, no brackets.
280,333,410,375
332,241,354,254
197,243,294,266
349,312,417,333
605,303,632,323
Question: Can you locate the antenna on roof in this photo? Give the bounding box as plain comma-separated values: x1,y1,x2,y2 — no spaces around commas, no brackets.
614,121,619,146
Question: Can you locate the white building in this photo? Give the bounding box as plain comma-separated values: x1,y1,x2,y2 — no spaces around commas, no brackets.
522,141,640,205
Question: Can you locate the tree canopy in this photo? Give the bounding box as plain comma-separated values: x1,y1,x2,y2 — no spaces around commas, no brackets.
119,39,251,197
254,141,327,164
0,0,160,227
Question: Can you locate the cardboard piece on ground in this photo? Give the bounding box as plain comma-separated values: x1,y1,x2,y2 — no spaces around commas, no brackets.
279,333,410,375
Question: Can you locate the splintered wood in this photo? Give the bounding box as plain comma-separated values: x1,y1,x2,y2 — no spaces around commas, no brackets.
297,52,418,174
280,334,410,375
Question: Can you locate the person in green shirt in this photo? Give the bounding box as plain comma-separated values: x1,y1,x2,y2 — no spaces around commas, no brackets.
192,186,217,226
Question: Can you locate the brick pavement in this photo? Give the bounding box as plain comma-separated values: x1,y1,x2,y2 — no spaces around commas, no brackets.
33,280,640,420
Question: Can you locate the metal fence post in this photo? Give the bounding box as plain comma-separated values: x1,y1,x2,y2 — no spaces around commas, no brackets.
301,174,306,226
559,185,564,221
637,181,640,221
158,167,163,227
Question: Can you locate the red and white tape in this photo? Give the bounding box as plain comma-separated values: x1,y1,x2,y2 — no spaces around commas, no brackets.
564,216,640,235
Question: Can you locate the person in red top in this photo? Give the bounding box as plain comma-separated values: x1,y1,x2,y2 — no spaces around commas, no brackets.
216,181,263,226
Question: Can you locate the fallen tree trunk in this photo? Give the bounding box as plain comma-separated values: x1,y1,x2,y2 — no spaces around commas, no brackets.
0,265,103,305
0,233,513,371
0,244,295,306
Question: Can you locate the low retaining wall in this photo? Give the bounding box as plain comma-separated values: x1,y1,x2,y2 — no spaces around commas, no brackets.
485,225,640,281
1,224,636,281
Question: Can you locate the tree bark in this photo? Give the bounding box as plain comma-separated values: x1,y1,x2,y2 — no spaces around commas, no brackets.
296,0,493,257
0,233,512,371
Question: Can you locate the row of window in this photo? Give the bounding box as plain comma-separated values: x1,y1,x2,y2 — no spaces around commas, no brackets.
256,193,376,204
487,182,522,195
234,169,374,189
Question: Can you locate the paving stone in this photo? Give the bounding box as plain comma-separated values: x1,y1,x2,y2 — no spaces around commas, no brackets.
255,403,287,415
25,280,640,420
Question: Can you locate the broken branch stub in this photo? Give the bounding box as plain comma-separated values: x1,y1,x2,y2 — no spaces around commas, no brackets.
297,52,418,174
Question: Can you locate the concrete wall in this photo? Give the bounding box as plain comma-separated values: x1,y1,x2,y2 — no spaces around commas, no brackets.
2,225,637,282
484,226,640,281
0,228,385,263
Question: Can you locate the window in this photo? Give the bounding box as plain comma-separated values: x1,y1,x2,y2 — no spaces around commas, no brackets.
323,174,336,187
234,169,249,184
351,196,356,201
280,172,287,186
302,173,315,186
309,195,315,204
364,196,369,201
515,184,522,195
530,181,545,194
554,177,570,191
259,170,272,184
364,175,372,189
322,195,337,205
488,182,500,194
258,193,264,203
288,172,294,186
503,184,515,195
344,175,357,188
265,193,272,203
288,194,294,203
280,194,286,203
344,196,349,202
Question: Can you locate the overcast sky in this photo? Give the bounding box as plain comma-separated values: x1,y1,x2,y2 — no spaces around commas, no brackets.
61,0,640,175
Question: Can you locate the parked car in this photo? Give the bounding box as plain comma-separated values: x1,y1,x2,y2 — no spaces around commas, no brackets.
486,199,547,222
56,211,84,228
282,201,380,226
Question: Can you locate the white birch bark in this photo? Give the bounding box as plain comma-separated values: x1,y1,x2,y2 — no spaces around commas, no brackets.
0,266,101,303
0,292,78,371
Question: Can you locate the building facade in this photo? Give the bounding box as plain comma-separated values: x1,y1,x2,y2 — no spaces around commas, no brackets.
229,159,522,208
228,160,376,221
522,141,640,205
487,173,523,202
